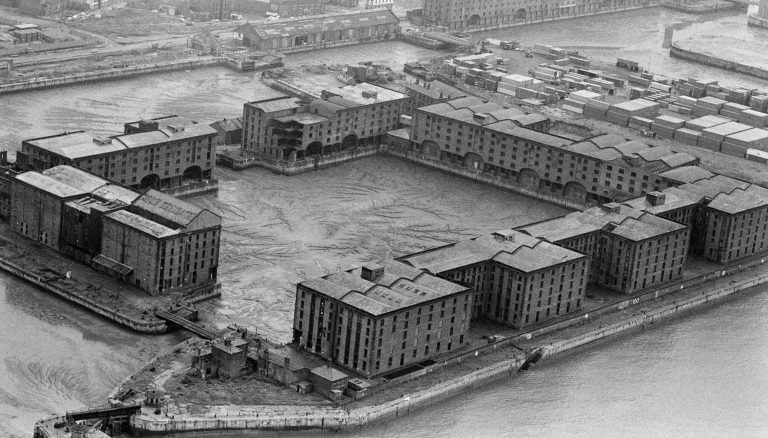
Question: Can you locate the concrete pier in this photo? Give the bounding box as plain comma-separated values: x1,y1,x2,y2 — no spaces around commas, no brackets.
670,39,768,80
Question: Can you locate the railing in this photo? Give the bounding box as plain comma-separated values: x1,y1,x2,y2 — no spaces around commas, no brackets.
156,310,216,339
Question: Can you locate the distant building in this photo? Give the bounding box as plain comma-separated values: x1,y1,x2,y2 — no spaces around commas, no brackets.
518,203,690,294
235,9,398,52
269,0,327,16
294,260,473,377
18,115,217,192
192,330,252,379
242,83,408,161
191,0,233,19
364,0,392,9
10,166,222,295
421,0,647,30
69,0,112,10
408,96,698,204
329,0,357,6
210,117,243,146
400,230,589,327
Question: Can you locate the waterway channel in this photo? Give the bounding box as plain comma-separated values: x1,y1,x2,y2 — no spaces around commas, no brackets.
1,7,767,437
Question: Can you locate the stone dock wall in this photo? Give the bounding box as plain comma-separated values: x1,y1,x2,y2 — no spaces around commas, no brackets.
669,42,768,80
128,259,768,435
540,270,768,358
748,13,768,29
0,58,225,95
218,145,384,175
0,256,168,334
385,150,588,211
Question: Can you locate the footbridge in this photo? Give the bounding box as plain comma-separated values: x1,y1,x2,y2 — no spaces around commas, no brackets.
155,310,216,339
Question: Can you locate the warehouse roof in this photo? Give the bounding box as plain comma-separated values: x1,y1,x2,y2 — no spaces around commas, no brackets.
677,175,749,199
15,172,89,198
405,81,467,101
247,96,303,113
658,166,715,184
24,132,124,160
707,184,768,215
322,83,406,107
42,165,108,193
15,166,142,203
564,135,696,168
399,230,584,274
518,204,685,243
106,209,178,238
300,260,468,316
236,9,398,41
25,124,215,160
132,189,217,229
622,187,703,215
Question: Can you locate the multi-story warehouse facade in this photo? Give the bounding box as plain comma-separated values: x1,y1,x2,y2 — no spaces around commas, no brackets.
408,97,698,204
294,260,472,377
518,203,690,294
101,189,222,295
623,168,768,265
399,230,589,328
18,116,216,191
421,0,649,30
10,166,222,296
242,83,408,161
235,10,398,52
11,166,131,252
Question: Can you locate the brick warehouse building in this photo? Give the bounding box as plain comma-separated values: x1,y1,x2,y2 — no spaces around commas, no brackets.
421,0,648,29
10,166,221,296
518,203,690,294
622,168,768,265
293,260,472,378
235,10,398,53
399,230,589,328
17,116,217,191
242,83,408,161
406,96,698,205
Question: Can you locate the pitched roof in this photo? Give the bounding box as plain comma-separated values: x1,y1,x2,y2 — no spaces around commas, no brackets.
400,230,584,274
299,260,468,316
131,189,207,228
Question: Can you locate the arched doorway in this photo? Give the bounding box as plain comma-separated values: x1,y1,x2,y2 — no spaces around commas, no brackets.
463,152,484,169
182,165,202,184
518,168,539,188
341,134,358,151
468,14,481,26
140,174,160,190
306,141,323,157
422,140,440,158
563,181,588,201
516,8,527,19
